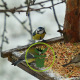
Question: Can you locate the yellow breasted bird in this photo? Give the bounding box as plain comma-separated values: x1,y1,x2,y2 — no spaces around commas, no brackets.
32,27,46,40
12,48,43,66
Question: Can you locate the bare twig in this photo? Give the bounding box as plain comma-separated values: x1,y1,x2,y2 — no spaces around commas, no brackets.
50,0,63,36
16,0,50,10
62,0,66,3
0,14,7,53
0,1,66,13
26,0,33,40
22,19,27,24
28,13,33,39
1,0,9,17
12,14,31,34
1,0,32,36
8,0,65,11
0,9,27,13
30,1,66,11
2,0,8,9
0,5,4,7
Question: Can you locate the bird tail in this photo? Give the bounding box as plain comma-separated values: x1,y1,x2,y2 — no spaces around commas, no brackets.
12,58,35,66
12,60,22,66
62,62,71,67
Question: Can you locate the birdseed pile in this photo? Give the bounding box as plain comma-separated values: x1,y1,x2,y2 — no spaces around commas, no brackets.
36,42,80,78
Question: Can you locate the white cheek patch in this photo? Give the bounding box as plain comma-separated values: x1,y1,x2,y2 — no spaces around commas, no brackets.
38,30,44,34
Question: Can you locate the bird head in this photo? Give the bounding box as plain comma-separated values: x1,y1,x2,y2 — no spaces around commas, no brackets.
36,27,45,34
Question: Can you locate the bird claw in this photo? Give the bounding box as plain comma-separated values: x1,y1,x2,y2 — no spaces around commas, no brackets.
42,39,46,42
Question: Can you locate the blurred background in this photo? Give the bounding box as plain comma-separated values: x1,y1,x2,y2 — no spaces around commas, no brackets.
0,0,66,80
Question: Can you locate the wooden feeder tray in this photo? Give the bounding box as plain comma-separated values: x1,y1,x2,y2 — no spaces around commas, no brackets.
1,37,80,80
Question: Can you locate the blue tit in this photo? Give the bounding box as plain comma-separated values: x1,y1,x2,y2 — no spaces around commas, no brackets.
12,48,43,66
62,53,80,67
32,27,46,40
12,52,35,66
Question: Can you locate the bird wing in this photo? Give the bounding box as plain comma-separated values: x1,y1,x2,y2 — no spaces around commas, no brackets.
32,31,36,36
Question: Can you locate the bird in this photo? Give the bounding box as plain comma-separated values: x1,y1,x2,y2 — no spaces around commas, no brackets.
12,52,35,66
62,53,80,67
32,27,46,41
12,48,44,66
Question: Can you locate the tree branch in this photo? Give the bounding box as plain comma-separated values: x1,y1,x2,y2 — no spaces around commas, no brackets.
0,1,66,13
12,14,31,34
50,0,63,36
0,14,7,53
28,13,33,39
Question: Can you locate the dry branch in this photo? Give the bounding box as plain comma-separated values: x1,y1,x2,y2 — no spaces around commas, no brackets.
0,1,65,13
